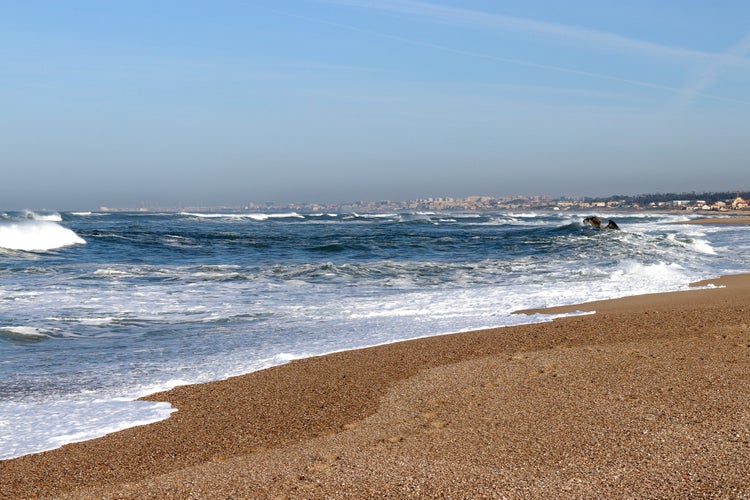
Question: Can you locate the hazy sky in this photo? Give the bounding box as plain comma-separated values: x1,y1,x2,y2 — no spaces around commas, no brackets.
3,1,750,209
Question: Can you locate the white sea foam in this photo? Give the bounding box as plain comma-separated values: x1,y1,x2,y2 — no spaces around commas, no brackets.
611,261,685,282
22,211,63,222
181,212,304,220
71,212,109,217
269,212,304,219
0,399,175,460
687,238,717,255
94,268,134,277
507,212,549,218
0,221,86,251
181,212,244,219
0,326,49,339
665,233,717,255
181,212,257,219
350,212,398,219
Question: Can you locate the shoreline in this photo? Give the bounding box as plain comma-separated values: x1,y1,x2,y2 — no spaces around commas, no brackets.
2,274,750,497
0,278,713,463
677,215,750,225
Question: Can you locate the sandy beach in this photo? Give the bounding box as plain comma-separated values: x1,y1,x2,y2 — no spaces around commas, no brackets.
2,274,750,498
680,215,750,225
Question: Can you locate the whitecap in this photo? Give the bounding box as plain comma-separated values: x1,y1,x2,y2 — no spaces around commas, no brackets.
0,221,86,252
94,268,133,277
609,261,687,284
180,212,245,219
180,212,305,221
686,238,717,255
665,233,717,255
268,212,304,219
0,326,49,339
22,211,63,222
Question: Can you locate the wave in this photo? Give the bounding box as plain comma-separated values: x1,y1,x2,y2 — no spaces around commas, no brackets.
180,212,304,221
0,221,86,252
181,212,256,220
1,211,63,222
609,260,687,282
23,211,63,222
178,211,511,226
0,326,50,341
665,233,717,255
346,213,399,220
308,243,348,253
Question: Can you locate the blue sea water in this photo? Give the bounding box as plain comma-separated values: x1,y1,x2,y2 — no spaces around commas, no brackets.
1,209,749,459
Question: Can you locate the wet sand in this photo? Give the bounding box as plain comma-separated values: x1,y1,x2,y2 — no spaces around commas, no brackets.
680,215,750,225
2,275,750,498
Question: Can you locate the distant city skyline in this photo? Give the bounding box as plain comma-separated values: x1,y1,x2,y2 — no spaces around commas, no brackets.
95,189,750,214
3,1,750,210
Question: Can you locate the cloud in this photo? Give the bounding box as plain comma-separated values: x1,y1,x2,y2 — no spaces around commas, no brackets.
326,0,750,67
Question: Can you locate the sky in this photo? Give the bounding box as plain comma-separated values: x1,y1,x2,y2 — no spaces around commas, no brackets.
2,0,750,210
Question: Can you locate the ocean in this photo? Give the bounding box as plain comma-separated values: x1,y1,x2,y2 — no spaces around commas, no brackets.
1,210,749,459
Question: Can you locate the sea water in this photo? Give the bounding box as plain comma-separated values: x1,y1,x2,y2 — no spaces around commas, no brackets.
1,210,749,459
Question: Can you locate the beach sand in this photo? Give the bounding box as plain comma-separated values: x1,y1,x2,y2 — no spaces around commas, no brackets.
2,275,750,498
680,215,750,225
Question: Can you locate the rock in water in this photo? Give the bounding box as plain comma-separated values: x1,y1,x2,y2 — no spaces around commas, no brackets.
605,219,620,230
583,216,602,228
583,216,619,230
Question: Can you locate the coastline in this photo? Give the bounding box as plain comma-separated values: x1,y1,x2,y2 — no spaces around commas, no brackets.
2,275,750,498
678,215,750,225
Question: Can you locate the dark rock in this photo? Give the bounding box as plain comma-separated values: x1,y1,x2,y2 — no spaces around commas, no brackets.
583,216,619,230
583,216,602,228
605,219,620,230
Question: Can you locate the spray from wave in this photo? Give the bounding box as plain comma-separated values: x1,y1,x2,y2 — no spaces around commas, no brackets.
0,210,64,222
24,211,63,222
0,220,86,252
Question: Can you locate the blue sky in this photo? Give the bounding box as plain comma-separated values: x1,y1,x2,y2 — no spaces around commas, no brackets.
2,1,750,209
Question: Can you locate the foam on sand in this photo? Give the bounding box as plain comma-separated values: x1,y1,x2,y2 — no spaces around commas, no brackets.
0,399,175,460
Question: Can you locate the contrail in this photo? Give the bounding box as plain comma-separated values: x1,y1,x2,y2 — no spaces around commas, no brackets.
674,31,750,109
261,5,750,106
325,0,750,67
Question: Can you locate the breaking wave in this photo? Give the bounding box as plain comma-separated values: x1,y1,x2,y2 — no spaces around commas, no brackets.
180,212,304,221
25,211,63,222
0,211,65,222
0,326,50,340
0,220,86,252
